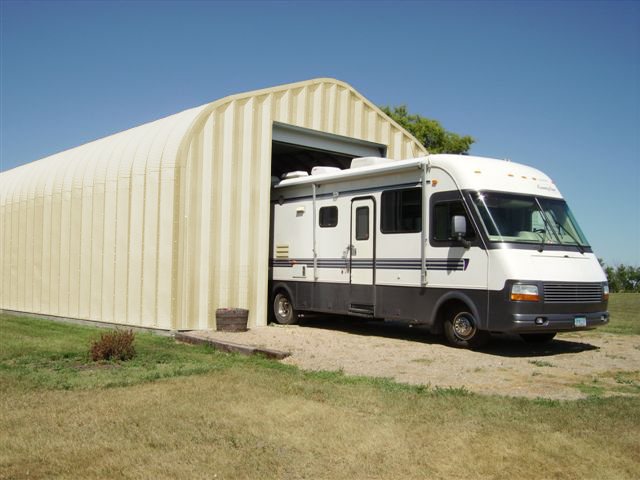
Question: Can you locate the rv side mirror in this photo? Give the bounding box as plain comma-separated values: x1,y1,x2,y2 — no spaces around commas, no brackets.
452,215,467,237
451,215,471,248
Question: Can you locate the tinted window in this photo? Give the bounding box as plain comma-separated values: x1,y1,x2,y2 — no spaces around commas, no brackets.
381,188,422,233
319,206,338,228
355,206,369,240
432,201,475,242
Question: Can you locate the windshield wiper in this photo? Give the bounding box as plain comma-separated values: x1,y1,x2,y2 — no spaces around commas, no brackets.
534,198,559,252
535,228,547,253
549,211,585,254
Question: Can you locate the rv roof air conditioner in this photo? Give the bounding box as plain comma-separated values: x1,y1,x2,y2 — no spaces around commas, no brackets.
311,166,342,176
282,171,309,179
350,157,393,169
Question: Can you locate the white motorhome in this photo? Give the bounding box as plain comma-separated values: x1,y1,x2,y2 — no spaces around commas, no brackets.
269,155,609,348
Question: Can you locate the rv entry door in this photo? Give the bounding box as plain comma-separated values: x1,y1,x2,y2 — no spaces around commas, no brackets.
349,197,375,315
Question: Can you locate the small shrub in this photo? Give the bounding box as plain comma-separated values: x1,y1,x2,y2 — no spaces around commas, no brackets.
90,329,136,362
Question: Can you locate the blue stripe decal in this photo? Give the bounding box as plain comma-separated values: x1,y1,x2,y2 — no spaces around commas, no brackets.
272,258,469,271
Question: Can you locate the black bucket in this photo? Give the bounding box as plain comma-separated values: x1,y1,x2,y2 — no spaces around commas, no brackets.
215,308,249,332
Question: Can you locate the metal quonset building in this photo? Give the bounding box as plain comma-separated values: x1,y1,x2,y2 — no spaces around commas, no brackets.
0,78,426,330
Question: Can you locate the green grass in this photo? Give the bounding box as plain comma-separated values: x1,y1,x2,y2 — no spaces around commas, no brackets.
573,382,606,398
0,314,239,391
1,313,640,479
611,371,640,395
600,293,640,335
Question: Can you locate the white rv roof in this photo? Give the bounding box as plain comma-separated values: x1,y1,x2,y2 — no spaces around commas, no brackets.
430,154,562,198
274,154,562,198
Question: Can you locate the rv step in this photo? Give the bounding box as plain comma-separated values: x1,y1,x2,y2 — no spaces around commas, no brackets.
348,305,374,317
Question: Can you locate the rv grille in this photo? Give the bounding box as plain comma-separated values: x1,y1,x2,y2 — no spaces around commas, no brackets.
543,283,603,303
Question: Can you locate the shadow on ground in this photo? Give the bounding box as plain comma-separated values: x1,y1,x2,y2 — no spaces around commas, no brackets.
295,314,599,358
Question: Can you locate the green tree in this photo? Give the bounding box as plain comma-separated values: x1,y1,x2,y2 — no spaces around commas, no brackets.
380,105,475,154
600,259,640,293
609,264,640,293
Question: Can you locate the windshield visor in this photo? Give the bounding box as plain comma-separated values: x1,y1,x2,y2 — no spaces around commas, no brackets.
471,192,590,247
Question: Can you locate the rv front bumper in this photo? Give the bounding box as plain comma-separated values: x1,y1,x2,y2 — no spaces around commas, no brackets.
503,311,609,334
487,280,609,333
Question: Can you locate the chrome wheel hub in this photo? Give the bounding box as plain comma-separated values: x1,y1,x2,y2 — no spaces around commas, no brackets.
453,313,475,340
277,297,290,319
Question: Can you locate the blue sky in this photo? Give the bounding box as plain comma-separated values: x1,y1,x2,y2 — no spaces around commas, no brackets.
1,0,638,265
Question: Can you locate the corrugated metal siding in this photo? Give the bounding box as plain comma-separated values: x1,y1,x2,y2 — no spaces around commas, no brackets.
0,78,426,330
0,106,208,329
175,78,426,329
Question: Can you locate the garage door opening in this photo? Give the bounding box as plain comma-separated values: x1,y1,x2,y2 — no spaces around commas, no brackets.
271,122,386,178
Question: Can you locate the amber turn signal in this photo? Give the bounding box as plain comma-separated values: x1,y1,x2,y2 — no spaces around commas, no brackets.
510,293,540,302
510,284,540,302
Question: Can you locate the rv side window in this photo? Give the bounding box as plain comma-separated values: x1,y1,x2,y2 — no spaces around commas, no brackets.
355,207,369,240
380,188,422,234
319,206,338,228
433,201,476,242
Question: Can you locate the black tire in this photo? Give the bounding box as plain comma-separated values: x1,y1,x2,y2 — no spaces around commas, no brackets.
272,291,298,325
520,333,556,344
443,308,490,349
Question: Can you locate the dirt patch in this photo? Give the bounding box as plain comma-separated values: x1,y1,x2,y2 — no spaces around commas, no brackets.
190,317,640,400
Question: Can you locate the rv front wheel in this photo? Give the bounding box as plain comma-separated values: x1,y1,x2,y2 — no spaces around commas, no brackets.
273,292,298,325
444,308,489,349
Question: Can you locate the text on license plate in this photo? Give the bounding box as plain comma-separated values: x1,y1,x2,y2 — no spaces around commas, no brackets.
574,317,587,327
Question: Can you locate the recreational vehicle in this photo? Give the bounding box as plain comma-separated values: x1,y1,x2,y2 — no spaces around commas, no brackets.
269,155,609,348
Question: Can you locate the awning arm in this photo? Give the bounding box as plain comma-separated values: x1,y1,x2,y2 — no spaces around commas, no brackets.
420,158,431,286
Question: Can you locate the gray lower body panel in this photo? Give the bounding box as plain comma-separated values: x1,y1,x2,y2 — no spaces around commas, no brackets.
270,279,609,335
270,280,487,328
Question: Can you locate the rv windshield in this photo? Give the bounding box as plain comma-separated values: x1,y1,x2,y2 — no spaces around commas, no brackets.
471,192,589,247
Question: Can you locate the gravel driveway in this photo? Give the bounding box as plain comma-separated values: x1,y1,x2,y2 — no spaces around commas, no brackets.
191,317,640,400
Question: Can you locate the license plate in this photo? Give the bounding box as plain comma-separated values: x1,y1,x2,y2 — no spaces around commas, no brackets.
574,317,587,327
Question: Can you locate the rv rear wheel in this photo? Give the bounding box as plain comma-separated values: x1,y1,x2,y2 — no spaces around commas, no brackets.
273,292,298,325
444,308,489,349
520,333,556,344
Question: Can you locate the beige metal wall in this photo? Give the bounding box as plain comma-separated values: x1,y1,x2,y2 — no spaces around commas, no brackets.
0,78,426,330
0,106,208,329
174,78,426,329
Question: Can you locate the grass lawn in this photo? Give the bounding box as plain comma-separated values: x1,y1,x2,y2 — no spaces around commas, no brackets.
600,293,640,335
1,305,639,479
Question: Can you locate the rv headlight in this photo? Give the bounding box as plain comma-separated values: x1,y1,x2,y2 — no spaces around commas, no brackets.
510,284,539,302
603,283,609,301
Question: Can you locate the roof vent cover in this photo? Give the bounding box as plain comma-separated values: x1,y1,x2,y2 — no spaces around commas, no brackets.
350,157,393,169
311,166,342,176
282,171,309,179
